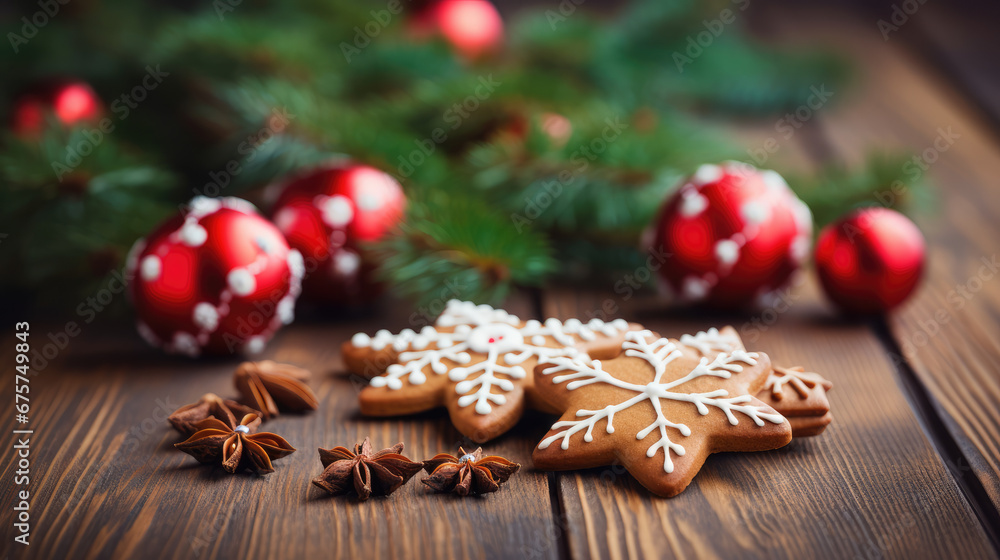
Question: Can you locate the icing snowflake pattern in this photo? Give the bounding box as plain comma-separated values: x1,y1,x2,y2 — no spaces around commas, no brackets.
538,330,785,473
350,300,631,415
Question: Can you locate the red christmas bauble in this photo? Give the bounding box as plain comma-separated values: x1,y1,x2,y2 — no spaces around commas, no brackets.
127,197,304,356
11,80,101,136
410,0,504,59
651,162,813,307
270,163,406,304
815,207,925,314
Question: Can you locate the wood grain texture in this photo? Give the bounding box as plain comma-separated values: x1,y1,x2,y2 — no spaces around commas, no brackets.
759,4,1000,516
541,289,995,559
0,298,561,560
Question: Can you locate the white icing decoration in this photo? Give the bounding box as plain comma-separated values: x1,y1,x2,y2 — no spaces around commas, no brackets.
179,221,208,247
171,332,200,357
678,191,708,217
227,268,256,296
244,336,266,354
761,169,790,192
357,192,383,212
140,255,162,282
678,328,737,356
192,303,220,331
537,331,783,473
765,367,828,400
288,249,305,280
188,196,222,217
714,239,740,266
277,295,296,325
682,276,710,301
740,200,771,224
319,195,354,227
354,300,632,415
332,250,361,276
692,164,723,185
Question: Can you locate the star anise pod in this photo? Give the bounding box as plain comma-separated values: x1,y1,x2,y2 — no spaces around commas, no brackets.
422,447,520,496
234,360,318,419
175,413,295,474
168,393,263,436
312,438,423,500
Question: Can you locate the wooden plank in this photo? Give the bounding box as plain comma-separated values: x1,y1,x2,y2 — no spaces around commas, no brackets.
0,298,561,560
541,288,995,559
758,4,1000,524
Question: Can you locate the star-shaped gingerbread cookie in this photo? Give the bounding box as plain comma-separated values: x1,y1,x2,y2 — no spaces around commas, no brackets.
676,327,833,436
343,300,642,442
533,330,791,497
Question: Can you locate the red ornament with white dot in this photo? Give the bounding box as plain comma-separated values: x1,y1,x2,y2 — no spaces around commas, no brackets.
127,197,304,357
650,162,813,308
815,207,925,314
270,163,406,304
10,80,101,136
409,0,504,59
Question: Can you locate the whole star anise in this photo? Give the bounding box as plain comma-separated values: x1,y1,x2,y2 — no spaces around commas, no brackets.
312,438,422,500
168,393,263,436
234,361,318,419
422,447,520,496
175,413,295,474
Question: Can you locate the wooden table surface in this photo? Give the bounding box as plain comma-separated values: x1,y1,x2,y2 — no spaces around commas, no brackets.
4,6,1000,560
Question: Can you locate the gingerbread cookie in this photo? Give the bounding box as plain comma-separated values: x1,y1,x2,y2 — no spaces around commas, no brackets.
676,327,833,437
532,330,791,497
343,300,641,442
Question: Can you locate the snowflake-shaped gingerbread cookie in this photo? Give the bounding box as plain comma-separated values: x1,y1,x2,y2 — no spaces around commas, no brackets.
533,330,791,497
676,327,833,436
342,300,642,442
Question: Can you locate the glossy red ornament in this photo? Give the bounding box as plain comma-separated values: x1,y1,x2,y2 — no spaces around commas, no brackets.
410,0,504,59
11,80,101,136
127,197,304,357
815,207,925,314
651,162,813,308
270,163,406,304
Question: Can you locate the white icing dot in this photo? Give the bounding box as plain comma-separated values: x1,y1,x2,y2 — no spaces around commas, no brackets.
370,376,387,387
227,268,256,296
740,200,771,225
286,250,305,281
244,336,266,355
277,296,296,325
693,164,723,185
332,250,361,276
357,192,383,212
532,335,547,346
192,303,220,331
682,276,710,301
136,321,159,346
679,191,708,217
172,332,200,357
319,195,354,227
179,221,208,247
140,255,162,282
273,207,297,231
790,235,811,263
255,235,275,254
188,196,222,217
220,197,258,215
715,239,740,266
761,169,790,192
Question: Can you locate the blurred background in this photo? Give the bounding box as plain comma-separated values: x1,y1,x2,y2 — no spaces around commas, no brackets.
0,0,991,343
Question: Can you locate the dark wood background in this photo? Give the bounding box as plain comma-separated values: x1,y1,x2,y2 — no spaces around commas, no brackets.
3,3,1000,559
